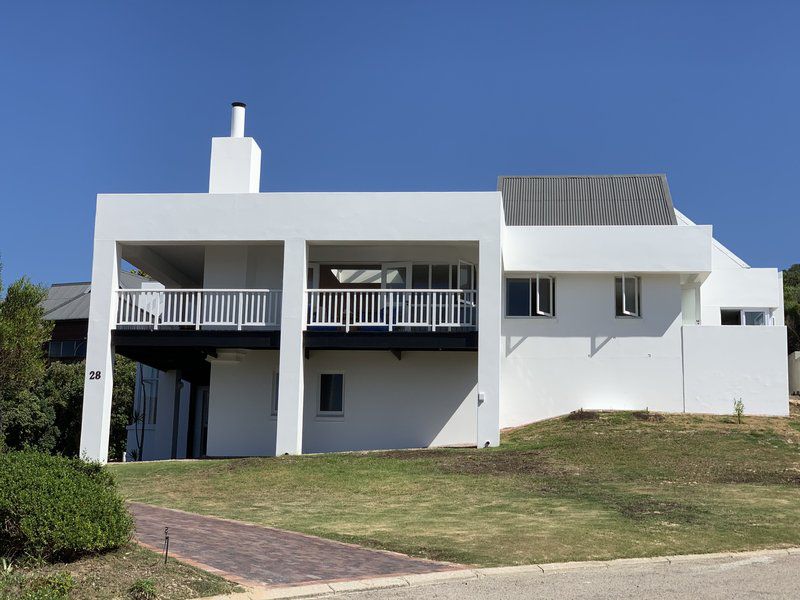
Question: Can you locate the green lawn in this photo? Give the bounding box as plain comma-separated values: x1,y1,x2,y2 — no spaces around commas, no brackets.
0,544,239,600
112,406,800,567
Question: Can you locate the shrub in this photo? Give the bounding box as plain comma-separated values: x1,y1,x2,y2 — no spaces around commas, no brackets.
0,451,133,561
734,398,745,424
128,577,157,600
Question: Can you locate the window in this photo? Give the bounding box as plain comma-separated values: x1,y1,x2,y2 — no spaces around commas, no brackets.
505,276,555,317
721,309,771,326
318,373,344,416
134,365,159,425
615,275,641,317
720,309,741,325
270,372,279,417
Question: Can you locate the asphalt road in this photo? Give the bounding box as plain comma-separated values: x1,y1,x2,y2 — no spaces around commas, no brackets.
343,552,800,599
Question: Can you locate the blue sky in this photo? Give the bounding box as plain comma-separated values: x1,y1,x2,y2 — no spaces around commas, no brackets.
0,1,797,286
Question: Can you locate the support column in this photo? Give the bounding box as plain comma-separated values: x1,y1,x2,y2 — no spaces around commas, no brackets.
79,239,119,463
275,239,307,455
477,239,502,448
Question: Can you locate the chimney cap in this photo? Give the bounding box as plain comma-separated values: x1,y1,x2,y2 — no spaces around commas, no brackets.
231,101,247,108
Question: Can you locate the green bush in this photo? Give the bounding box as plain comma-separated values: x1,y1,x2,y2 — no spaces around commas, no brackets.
0,451,133,560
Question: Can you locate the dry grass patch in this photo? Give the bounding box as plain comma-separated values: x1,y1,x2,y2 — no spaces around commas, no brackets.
0,544,239,600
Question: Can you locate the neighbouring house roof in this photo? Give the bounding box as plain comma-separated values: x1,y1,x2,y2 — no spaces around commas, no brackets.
43,272,149,321
498,174,678,226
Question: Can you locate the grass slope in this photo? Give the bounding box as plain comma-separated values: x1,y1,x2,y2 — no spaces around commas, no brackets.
112,407,800,567
0,544,239,600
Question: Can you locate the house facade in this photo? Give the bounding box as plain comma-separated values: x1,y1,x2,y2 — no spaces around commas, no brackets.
79,104,789,463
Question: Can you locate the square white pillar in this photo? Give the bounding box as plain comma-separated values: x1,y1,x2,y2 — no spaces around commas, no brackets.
79,239,119,463
477,239,502,447
275,239,307,455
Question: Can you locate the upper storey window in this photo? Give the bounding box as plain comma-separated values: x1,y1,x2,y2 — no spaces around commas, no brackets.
506,276,555,317
721,309,772,326
615,275,641,317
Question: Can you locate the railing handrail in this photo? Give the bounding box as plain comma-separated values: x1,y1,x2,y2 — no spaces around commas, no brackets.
306,288,475,293
115,288,282,330
306,288,477,332
117,288,277,293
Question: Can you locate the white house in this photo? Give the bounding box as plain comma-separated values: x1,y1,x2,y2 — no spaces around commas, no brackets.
79,104,789,463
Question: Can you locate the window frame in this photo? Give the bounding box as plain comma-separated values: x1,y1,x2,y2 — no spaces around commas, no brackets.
615,274,641,318
720,308,772,326
505,275,555,318
316,372,345,419
270,371,279,418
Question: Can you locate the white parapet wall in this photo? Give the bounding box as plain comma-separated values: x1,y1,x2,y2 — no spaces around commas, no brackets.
790,352,800,396
682,326,789,416
503,225,712,273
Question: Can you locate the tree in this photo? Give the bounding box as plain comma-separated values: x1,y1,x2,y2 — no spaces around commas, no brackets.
0,266,53,451
34,357,136,460
785,264,800,355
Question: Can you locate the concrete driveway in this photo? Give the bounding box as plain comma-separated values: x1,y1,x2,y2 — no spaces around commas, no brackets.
341,551,800,600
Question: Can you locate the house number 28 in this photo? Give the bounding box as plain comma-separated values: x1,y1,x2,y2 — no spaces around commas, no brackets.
89,370,102,380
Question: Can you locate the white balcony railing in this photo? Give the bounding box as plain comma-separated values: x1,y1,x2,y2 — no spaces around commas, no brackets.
115,289,282,330
306,289,477,332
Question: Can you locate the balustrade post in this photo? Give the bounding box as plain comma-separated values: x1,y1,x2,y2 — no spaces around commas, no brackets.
237,291,243,331
430,291,435,332
195,291,201,330
345,291,351,332
387,291,395,331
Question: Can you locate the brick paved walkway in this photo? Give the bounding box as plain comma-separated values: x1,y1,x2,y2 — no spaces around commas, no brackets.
129,502,461,588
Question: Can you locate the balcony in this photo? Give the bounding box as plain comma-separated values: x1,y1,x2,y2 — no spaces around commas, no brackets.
115,289,282,330
112,287,478,358
306,289,477,332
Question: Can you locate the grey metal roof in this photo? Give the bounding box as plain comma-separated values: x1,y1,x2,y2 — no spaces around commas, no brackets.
498,174,677,226
43,272,150,321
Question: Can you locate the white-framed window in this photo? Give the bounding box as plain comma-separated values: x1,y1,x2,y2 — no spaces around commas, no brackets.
270,371,279,417
505,275,555,317
721,308,772,326
615,275,641,317
318,373,344,417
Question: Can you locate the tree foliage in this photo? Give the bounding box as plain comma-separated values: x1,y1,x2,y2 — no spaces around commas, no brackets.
785,264,800,354
0,268,53,452
0,264,135,459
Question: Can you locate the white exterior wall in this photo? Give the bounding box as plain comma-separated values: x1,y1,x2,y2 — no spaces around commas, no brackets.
501,274,685,425
204,350,476,455
699,267,783,325
302,351,476,453
207,350,280,456
503,226,712,273
203,244,284,289
790,352,800,396
682,326,789,416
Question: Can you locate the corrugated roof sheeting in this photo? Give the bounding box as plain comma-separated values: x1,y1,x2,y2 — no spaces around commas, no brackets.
498,174,678,226
43,272,150,321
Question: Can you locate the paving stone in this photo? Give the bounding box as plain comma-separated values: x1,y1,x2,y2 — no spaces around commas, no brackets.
129,502,457,589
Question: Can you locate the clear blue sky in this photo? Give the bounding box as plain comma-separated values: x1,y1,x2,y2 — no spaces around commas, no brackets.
0,1,797,286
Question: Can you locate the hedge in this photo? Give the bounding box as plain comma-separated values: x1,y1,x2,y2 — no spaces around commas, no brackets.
0,451,132,560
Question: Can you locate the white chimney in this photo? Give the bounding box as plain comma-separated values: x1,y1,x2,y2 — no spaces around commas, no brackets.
209,101,261,193
230,102,246,137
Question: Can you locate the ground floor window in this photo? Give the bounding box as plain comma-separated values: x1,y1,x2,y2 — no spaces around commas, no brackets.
271,372,279,416
318,373,344,416
615,275,641,317
721,308,771,326
505,276,555,317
